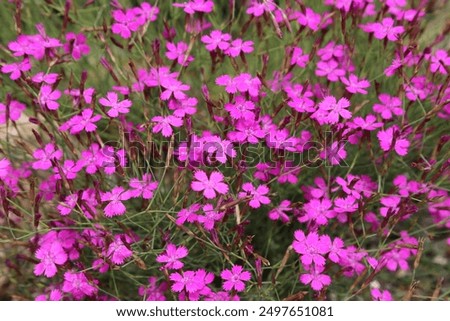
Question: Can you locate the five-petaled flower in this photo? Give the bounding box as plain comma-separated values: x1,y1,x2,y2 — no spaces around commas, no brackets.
191,170,229,199
99,92,132,118
156,244,189,270
221,265,251,292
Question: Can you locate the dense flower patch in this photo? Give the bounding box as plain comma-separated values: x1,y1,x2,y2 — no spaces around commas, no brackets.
0,0,449,301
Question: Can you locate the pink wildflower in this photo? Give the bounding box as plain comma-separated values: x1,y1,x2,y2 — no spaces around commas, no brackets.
341,74,370,94
315,60,345,82
106,235,133,265
165,42,194,66
238,182,271,208
129,173,158,199
191,170,229,199
62,271,97,299
34,242,68,278
372,18,405,41
221,265,251,292
64,32,90,60
291,47,309,68
0,100,26,124
156,244,189,270
197,204,225,230
377,126,410,156
292,230,331,266
299,265,332,291
59,109,102,134
32,143,63,170
201,30,231,51
173,0,214,15
151,115,183,137
225,95,255,120
373,94,403,119
225,39,254,57
371,288,393,301
101,187,131,217
39,85,61,110
170,271,204,293
430,49,450,75
1,58,31,80
99,92,132,118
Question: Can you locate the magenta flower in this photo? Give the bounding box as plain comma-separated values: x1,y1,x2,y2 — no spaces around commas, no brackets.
64,32,90,60
313,96,352,125
111,9,142,39
169,97,198,118
160,79,190,100
0,100,26,124
53,159,82,180
371,288,393,301
334,195,358,213
156,244,189,270
299,265,332,291
151,115,183,137
216,75,238,94
238,182,271,208
191,170,229,199
201,30,231,51
341,74,370,94
32,72,58,84
99,92,132,118
326,236,348,263
59,109,102,134
176,204,201,225
225,95,255,120
0,158,11,178
1,58,31,80
129,173,158,199
225,39,254,57
268,200,292,223
349,114,383,131
169,270,204,293
173,0,214,15
32,143,63,170
299,198,335,226
292,230,331,266
221,265,251,292
315,60,345,82
228,118,266,144
34,243,68,278
165,42,194,66
297,7,322,31
101,187,131,217
377,126,410,156
62,271,97,299
246,0,275,17
373,94,404,119
430,49,450,75
39,85,61,110
372,18,405,41
197,204,225,230
139,277,168,301
290,47,309,68
57,194,78,216
106,235,133,265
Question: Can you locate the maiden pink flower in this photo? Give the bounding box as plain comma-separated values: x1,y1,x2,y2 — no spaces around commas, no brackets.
39,85,61,110
371,288,393,301
373,94,403,120
221,265,251,292
99,92,132,118
0,158,11,178
59,109,102,134
106,235,133,265
62,271,97,299
1,58,31,80
32,143,63,170
156,244,189,270
290,47,309,68
173,0,214,15
201,30,231,51
32,72,58,84
377,126,410,156
225,39,254,57
165,42,194,66
238,182,271,208
129,173,158,199
0,100,26,124
64,32,90,60
160,79,190,100
34,242,68,278
341,74,370,94
151,115,183,137
299,265,332,291
191,170,229,199
268,200,292,223
101,187,131,217
314,96,352,125
300,198,335,226
372,17,405,41
225,95,255,120
169,270,204,293
197,204,225,230
430,49,450,75
315,60,345,82
292,230,331,266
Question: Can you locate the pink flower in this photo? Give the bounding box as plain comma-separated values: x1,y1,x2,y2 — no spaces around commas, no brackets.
32,72,58,84
201,30,231,51
53,160,82,180
299,198,335,226
139,277,168,301
225,95,255,120
106,235,133,265
57,194,78,216
297,8,322,31
326,236,348,263
62,271,97,299
64,32,90,60
173,0,214,15
99,92,132,118
371,288,393,301
170,270,204,293
313,96,352,125
156,244,189,270
0,100,26,124
165,42,194,66
268,200,292,223
168,97,198,118
59,109,102,134
372,18,405,41
225,39,254,57
197,204,225,230
373,94,403,119
341,74,370,94
216,75,237,93
290,47,309,68
129,173,158,199
221,265,251,292
246,0,276,17
111,9,143,39
1,58,31,80
315,60,345,82
101,187,131,217
349,114,383,131
176,204,201,225
0,158,11,178
292,230,331,266
377,126,410,156
238,182,271,208
32,143,63,170
334,195,358,213
299,265,332,291
34,243,68,278
191,170,229,199
160,79,190,100
430,49,450,75
39,85,61,110
151,115,183,137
